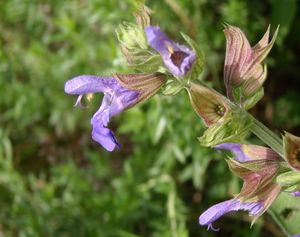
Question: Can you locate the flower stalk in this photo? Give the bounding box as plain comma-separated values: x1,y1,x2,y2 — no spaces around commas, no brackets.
248,114,284,158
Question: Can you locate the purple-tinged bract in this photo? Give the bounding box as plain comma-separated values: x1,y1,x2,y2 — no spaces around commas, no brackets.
223,25,278,100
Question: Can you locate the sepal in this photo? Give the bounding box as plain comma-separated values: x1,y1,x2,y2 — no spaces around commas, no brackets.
198,108,252,147
187,83,230,126
276,171,300,192
227,158,280,199
240,87,264,110
116,23,162,72
223,25,279,109
114,72,166,104
283,132,300,171
134,5,152,29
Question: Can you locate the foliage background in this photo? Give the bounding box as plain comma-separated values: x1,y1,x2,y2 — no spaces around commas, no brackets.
0,0,300,236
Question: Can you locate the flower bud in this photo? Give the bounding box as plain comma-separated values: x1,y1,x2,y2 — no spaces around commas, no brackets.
224,25,279,109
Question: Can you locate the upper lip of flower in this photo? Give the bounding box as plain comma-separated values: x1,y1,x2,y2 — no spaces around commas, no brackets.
199,143,282,231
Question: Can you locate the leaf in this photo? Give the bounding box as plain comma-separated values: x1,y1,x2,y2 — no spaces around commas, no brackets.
270,192,300,235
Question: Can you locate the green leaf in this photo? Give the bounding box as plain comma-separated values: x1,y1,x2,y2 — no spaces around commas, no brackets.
270,192,300,235
243,87,264,110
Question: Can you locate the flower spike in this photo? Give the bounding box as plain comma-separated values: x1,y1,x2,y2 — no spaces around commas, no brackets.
200,143,282,230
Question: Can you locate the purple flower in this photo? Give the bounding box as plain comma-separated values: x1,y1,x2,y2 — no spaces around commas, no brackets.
292,191,300,197
199,199,263,231
215,143,280,162
215,143,250,162
65,73,166,151
145,26,196,77
199,143,281,230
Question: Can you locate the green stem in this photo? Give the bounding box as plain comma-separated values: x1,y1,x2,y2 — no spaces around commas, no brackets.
268,208,292,237
248,114,284,158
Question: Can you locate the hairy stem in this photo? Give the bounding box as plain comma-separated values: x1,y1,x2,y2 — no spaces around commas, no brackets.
248,114,284,158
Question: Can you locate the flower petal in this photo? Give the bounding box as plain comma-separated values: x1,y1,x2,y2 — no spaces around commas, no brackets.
91,88,139,151
292,191,300,197
199,199,262,230
215,143,251,162
187,83,230,126
215,143,280,162
145,26,196,77
64,75,118,95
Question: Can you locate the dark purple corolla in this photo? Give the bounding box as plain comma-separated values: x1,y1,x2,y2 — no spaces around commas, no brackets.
145,26,196,77
199,143,281,231
65,73,165,151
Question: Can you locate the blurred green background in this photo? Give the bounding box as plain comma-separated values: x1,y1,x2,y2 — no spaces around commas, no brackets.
0,0,300,236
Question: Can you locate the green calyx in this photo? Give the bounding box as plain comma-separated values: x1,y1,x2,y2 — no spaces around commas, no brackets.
276,171,300,192
198,106,253,147
232,86,264,110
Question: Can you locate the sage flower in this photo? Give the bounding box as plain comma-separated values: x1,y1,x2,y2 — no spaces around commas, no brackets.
199,143,281,230
224,25,278,101
292,191,300,197
199,199,263,231
145,26,196,77
65,73,166,151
